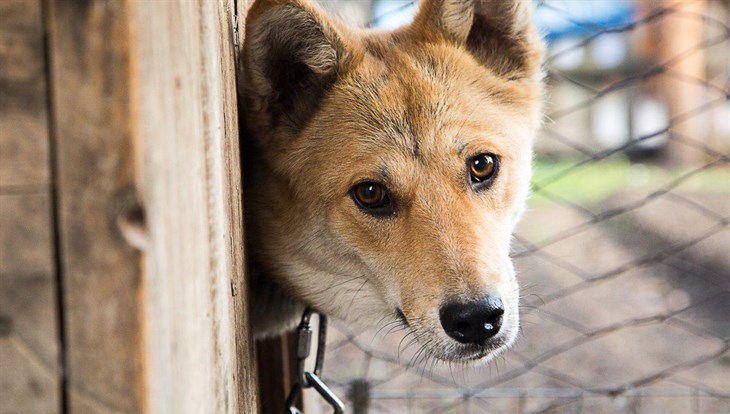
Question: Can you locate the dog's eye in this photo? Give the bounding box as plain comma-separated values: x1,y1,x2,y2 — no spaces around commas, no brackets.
351,182,394,216
469,153,498,190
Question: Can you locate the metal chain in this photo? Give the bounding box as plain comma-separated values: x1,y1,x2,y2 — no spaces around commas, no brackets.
286,308,345,414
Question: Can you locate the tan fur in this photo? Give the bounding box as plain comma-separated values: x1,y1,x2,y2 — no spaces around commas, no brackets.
242,0,544,361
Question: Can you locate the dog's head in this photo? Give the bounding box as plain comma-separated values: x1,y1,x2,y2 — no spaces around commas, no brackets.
243,0,543,362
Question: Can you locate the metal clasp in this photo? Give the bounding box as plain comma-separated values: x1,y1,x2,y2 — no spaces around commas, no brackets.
285,308,345,414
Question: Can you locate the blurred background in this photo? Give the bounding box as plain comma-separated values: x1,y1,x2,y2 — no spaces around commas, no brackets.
308,1,730,413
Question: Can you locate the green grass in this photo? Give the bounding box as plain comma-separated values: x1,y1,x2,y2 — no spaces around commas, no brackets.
529,157,730,206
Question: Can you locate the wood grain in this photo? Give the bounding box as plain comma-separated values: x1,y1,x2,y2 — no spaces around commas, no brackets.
132,0,259,411
0,1,61,412
45,0,145,411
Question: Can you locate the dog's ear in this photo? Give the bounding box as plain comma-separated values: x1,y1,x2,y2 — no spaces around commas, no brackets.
411,0,542,80
243,0,359,131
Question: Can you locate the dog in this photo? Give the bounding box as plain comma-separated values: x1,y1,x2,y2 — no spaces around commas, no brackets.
241,0,544,362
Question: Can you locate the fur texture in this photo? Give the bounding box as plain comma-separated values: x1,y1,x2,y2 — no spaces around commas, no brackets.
242,0,544,361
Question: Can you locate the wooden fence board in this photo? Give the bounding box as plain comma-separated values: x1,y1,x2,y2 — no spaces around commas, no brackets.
132,0,259,412
45,0,144,412
0,1,60,412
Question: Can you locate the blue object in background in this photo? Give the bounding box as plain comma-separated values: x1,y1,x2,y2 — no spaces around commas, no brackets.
534,0,636,42
370,0,637,43
370,0,417,29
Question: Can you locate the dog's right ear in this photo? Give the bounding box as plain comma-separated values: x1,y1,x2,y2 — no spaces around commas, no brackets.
243,0,359,132
410,0,542,81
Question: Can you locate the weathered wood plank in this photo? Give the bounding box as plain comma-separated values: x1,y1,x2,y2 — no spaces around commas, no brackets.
45,0,144,412
132,0,259,412
0,1,61,412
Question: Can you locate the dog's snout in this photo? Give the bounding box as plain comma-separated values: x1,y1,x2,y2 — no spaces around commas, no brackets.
439,295,504,345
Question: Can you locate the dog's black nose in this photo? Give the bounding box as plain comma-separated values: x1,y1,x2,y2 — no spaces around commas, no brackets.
439,295,504,345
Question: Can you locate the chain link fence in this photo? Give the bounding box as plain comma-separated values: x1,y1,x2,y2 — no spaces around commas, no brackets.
311,1,730,412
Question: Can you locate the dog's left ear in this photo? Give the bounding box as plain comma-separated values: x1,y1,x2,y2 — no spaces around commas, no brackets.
411,0,542,80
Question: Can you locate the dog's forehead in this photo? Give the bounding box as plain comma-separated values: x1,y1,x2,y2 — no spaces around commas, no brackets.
329,43,527,159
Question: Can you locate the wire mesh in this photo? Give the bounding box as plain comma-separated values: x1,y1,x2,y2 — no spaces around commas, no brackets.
311,1,730,412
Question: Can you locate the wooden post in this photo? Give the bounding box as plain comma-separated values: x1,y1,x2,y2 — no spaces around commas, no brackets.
130,0,259,412
658,0,708,166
